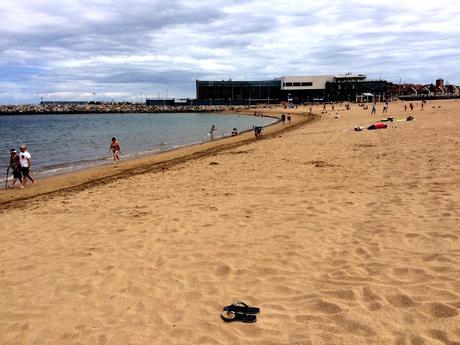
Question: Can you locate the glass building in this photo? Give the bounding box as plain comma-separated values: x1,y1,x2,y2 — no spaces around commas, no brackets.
325,80,388,102
196,80,282,103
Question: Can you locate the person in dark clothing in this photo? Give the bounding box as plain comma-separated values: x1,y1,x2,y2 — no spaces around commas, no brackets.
281,114,286,124
8,148,22,188
253,126,263,139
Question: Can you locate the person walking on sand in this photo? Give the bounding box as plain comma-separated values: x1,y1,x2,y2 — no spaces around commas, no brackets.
383,101,388,113
287,114,291,123
18,145,35,188
410,103,414,111
281,114,286,124
109,137,121,163
404,104,407,112
371,103,376,115
7,148,22,188
210,125,217,140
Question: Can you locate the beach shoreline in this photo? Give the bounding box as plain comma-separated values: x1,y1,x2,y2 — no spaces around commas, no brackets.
0,99,459,344
0,110,314,209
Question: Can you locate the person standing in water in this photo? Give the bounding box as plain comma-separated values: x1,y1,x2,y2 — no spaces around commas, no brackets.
210,125,217,140
109,137,121,163
18,145,35,188
8,148,22,188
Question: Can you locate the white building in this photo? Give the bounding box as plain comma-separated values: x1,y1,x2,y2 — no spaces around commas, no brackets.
278,75,335,91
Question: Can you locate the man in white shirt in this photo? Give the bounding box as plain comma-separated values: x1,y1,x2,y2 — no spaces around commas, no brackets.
19,145,36,188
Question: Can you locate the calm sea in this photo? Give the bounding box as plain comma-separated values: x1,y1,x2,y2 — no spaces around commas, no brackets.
0,112,276,180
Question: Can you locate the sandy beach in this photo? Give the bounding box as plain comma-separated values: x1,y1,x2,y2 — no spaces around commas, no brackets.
0,100,459,344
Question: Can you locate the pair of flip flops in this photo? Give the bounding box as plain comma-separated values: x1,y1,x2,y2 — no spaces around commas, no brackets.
221,302,260,323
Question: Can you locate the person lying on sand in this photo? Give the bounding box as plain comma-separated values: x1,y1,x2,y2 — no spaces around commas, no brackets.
354,123,387,131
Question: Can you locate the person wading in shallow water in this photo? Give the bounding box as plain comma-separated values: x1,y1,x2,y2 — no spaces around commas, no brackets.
109,137,121,163
210,125,217,140
18,145,36,189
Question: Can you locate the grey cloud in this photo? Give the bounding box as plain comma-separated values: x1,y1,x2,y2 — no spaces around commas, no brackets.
1,0,460,104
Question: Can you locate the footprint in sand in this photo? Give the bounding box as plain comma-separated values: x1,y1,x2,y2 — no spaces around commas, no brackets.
308,299,343,314
215,263,232,276
386,293,416,308
421,302,458,318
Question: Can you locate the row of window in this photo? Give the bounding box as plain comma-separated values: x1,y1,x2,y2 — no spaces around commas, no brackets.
283,82,313,87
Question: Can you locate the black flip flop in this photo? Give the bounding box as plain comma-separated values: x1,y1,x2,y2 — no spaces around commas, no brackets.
223,302,260,315
221,310,257,323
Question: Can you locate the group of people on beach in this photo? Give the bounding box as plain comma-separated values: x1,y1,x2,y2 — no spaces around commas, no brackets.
209,125,242,140
369,100,429,115
5,139,121,190
7,145,36,189
280,113,291,124
403,100,426,112
6,117,281,190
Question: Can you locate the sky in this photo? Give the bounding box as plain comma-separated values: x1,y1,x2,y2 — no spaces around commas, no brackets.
1,0,460,104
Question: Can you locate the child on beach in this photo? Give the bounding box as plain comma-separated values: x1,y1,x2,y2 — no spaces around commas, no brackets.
8,148,22,188
371,103,376,114
253,126,263,139
109,137,121,163
18,145,36,188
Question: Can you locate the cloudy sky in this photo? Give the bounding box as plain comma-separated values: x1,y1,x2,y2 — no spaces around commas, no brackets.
1,0,459,104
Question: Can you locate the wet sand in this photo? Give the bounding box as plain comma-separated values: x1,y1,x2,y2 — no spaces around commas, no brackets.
0,100,459,344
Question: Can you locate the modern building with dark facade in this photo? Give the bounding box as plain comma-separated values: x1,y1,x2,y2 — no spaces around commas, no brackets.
196,80,281,104
325,79,388,102
196,74,389,104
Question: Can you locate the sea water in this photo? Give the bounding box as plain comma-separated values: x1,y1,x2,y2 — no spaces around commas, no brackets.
0,112,276,180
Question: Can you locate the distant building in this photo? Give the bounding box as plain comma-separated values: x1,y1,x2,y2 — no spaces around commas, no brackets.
40,101,89,105
326,78,387,102
278,75,334,102
387,78,460,99
146,99,175,106
196,74,388,103
195,80,281,105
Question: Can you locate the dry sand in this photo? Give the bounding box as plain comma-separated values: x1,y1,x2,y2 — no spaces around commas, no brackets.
0,100,459,344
